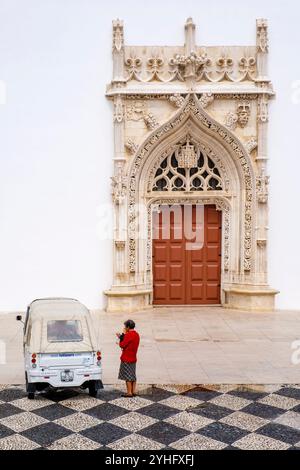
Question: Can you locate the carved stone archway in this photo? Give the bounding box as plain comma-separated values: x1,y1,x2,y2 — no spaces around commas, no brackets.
105,18,279,311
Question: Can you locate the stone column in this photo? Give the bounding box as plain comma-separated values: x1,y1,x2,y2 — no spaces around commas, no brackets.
255,19,269,285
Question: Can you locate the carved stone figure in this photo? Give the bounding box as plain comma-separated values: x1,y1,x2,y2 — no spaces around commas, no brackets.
237,101,251,127
111,162,127,204
169,51,211,80
125,139,138,154
256,168,270,203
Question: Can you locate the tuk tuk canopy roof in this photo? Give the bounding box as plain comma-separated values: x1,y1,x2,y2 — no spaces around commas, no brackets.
26,298,99,353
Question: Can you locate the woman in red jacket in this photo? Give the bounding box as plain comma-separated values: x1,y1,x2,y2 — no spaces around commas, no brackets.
116,319,140,397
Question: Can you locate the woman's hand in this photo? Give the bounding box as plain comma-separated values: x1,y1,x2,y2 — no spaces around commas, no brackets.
116,332,121,338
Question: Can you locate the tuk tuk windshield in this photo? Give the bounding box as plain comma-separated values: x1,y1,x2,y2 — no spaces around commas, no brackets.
47,320,83,342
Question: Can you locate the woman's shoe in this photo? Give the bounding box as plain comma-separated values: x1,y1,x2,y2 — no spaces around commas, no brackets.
121,394,133,398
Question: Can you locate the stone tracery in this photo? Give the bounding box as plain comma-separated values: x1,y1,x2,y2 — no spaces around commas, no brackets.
151,138,224,192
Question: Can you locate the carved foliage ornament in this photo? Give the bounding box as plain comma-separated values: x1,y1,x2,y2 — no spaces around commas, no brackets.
258,94,269,122
245,137,258,154
111,162,127,204
256,168,269,203
126,101,159,130
151,138,223,191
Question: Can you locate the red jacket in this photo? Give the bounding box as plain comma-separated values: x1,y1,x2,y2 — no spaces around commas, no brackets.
119,330,140,363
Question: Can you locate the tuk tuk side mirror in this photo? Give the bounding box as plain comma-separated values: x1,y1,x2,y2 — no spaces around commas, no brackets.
16,315,24,324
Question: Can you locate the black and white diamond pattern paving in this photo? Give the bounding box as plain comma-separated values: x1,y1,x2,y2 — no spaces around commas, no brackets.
0,384,299,450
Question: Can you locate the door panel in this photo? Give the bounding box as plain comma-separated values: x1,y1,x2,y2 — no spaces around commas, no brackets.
153,205,221,304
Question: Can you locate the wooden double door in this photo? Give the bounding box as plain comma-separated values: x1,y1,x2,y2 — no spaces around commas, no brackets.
152,205,221,305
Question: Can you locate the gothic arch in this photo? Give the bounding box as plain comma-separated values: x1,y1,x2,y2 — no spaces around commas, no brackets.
127,94,255,282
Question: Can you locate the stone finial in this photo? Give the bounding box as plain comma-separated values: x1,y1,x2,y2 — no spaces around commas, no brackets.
184,17,196,55
256,18,268,53
112,19,124,52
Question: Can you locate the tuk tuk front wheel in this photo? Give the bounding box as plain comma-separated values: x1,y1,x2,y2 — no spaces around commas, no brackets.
28,392,35,399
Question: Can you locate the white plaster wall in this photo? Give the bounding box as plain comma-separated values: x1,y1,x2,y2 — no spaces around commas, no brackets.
0,0,299,311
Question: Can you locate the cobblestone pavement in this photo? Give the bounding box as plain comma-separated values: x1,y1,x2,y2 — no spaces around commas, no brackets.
0,384,300,450
2,307,300,385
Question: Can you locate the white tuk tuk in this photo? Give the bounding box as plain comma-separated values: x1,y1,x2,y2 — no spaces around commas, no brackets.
17,298,103,399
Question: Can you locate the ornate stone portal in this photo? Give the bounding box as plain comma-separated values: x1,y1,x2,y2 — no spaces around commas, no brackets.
105,18,279,312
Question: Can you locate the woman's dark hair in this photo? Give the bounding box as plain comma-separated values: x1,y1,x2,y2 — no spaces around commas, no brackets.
124,319,135,330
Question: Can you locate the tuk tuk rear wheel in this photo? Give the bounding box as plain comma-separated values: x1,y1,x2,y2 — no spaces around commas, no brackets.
88,382,97,397
25,373,36,399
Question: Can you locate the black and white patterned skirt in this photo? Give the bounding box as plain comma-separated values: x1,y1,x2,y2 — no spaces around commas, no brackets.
118,361,137,381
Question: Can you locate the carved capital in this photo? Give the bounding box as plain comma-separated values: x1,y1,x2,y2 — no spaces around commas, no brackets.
198,92,214,109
